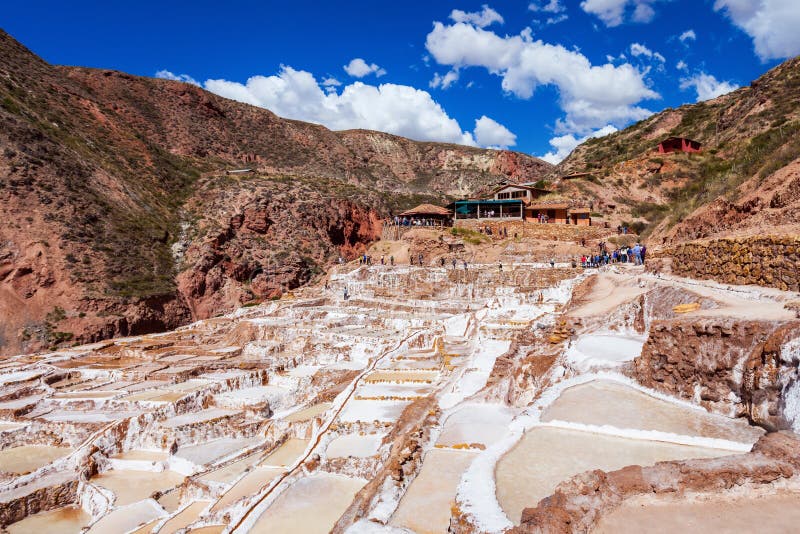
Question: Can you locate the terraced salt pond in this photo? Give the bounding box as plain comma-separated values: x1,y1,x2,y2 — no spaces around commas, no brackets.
542,380,764,443
91,469,186,506
7,505,90,533
565,333,645,371
594,491,800,533
495,426,738,524
260,438,309,467
325,434,384,458
392,449,478,533
210,467,285,511
249,473,366,533
493,377,766,525
0,445,72,474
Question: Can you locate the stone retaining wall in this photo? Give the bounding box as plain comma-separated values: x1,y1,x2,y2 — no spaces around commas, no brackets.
663,235,800,291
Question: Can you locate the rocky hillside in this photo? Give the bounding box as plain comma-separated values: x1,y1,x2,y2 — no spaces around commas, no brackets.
0,29,551,356
550,56,800,243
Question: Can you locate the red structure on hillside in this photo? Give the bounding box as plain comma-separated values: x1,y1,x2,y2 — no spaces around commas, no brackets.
657,136,702,154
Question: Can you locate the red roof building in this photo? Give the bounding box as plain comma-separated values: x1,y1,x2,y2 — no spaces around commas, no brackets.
657,137,702,154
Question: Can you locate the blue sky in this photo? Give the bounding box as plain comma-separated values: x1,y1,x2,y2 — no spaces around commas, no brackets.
4,1,800,162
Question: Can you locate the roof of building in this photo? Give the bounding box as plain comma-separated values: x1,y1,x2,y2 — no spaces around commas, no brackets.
398,204,452,217
528,202,570,210
659,136,701,145
490,183,551,194
570,207,591,214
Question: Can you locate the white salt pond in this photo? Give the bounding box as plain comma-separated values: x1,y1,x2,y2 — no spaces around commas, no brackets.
175,436,262,465
283,402,332,423
157,500,210,533
0,445,72,474
162,408,236,429
355,383,431,399
325,434,384,458
91,469,186,506
214,385,288,408
338,399,411,423
594,491,800,533
542,380,764,444
86,499,164,534
260,438,309,467
437,404,514,448
495,426,738,524
199,453,260,484
249,473,366,533
7,505,90,533
210,467,285,511
391,449,478,533
565,333,645,371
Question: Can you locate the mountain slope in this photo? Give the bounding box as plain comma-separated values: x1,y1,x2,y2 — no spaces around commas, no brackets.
550,56,800,243
0,29,552,356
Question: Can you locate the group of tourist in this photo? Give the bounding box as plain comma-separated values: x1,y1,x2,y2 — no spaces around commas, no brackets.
390,216,446,227
580,242,646,267
478,225,512,238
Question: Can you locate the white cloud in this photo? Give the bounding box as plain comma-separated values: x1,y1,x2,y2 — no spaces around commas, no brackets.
322,77,341,87
580,0,662,27
679,72,739,102
629,43,665,62
430,70,460,89
343,58,386,78
449,5,504,27
155,69,200,86
474,116,517,148
530,0,569,24
529,0,566,13
425,21,658,134
203,66,504,147
540,125,618,164
714,0,800,60
679,29,697,42
676,60,688,71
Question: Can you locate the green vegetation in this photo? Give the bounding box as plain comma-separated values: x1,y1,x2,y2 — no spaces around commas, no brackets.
450,227,488,245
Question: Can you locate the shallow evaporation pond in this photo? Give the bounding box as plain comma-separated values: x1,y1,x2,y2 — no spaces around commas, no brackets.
495,426,739,525
260,438,309,467
541,380,764,444
91,469,186,506
338,399,411,423
594,491,800,534
157,500,210,533
283,403,332,423
355,382,432,399
0,445,73,474
364,371,438,383
86,500,164,534
6,505,90,533
325,434,383,458
248,473,366,534
175,436,262,465
111,449,168,463
436,403,514,448
391,449,478,534
565,333,645,371
199,453,261,485
210,467,285,511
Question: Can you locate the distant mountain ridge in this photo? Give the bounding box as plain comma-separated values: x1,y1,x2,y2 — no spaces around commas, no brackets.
0,29,551,356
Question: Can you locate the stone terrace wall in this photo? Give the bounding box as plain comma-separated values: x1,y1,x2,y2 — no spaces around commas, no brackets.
664,235,800,291
454,219,615,242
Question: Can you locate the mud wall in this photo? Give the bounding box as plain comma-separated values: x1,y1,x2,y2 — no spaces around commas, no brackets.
632,318,800,430
661,235,800,291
